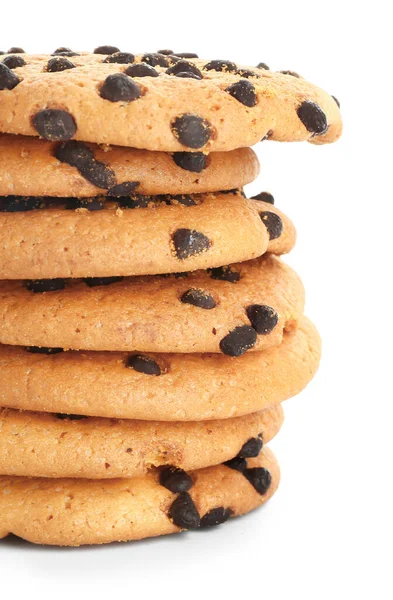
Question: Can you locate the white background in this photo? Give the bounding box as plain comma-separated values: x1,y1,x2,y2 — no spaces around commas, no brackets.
0,1,391,598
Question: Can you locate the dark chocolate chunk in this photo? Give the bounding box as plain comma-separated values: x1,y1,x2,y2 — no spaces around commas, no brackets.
166,60,202,79
8,47,25,53
243,467,272,495
204,59,237,72
297,100,328,135
65,197,104,211
251,191,274,204
25,279,66,293
94,45,120,55
51,51,79,57
168,493,200,529
126,354,161,376
108,181,140,196
118,195,153,209
226,79,257,107
224,456,247,472
157,49,174,55
125,63,159,78
171,114,211,149
141,53,169,67
238,437,263,458
332,95,340,108
100,73,141,102
256,62,269,70
55,413,88,420
260,211,283,240
219,326,257,357
236,68,260,78
0,63,21,89
84,276,123,287
103,52,135,64
25,346,64,354
246,304,278,335
208,266,240,283
46,57,75,72
181,288,216,309
172,228,211,259
53,47,73,54
175,52,198,58
2,55,26,69
55,141,116,189
159,467,193,493
280,70,300,77
200,507,233,528
170,195,196,206
0,196,42,212
174,72,200,79
32,109,76,141
173,152,207,172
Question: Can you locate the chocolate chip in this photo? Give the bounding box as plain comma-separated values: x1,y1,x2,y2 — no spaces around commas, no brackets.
0,196,42,212
168,493,200,529
171,114,211,149
166,60,202,79
0,63,21,89
172,228,211,259
226,79,257,107
297,100,328,135
261,130,273,141
246,304,278,334
219,188,245,196
173,152,207,172
167,55,181,63
219,326,257,357
243,467,272,495
125,63,159,78
118,195,153,208
175,52,198,59
170,195,196,206
53,47,74,54
181,288,216,309
52,51,79,57
8,47,25,53
25,346,64,354
260,211,283,240
25,279,66,293
65,198,104,211
94,45,120,55
224,456,247,472
2,55,26,69
141,53,169,67
32,109,76,141
256,62,269,70
208,266,240,283
157,49,174,55
332,95,340,108
251,191,274,204
84,277,123,287
55,413,88,420
236,68,260,78
174,72,200,79
204,60,237,72
159,467,193,493
126,354,161,376
108,181,140,196
238,437,263,458
46,57,75,72
100,73,141,102
200,507,233,528
280,70,300,77
103,52,135,64
55,140,116,189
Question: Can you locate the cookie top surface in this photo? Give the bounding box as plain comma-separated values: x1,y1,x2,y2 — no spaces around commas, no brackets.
0,134,259,197
0,317,320,420
0,50,342,151
0,447,279,546
0,405,283,479
0,255,304,353
0,193,295,279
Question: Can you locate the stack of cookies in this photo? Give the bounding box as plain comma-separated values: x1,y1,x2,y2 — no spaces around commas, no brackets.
0,47,341,546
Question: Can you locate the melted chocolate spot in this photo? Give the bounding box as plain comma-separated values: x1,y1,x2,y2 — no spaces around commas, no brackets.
25,279,66,293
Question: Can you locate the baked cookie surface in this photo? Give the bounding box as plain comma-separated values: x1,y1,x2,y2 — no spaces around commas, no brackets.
0,51,342,151
0,405,283,479
0,317,320,420
0,194,295,279
0,134,259,197
0,255,304,353
0,447,279,546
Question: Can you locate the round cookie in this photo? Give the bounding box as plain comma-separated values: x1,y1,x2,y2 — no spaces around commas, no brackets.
0,447,279,546
0,52,342,151
0,405,283,479
0,193,295,279
0,317,320,420
0,134,259,197
0,255,304,353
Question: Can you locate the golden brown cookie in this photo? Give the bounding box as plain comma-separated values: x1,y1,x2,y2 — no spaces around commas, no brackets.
0,405,283,479
0,51,342,151
0,446,279,546
0,193,295,279
0,317,320,420
0,255,304,354
0,134,259,197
